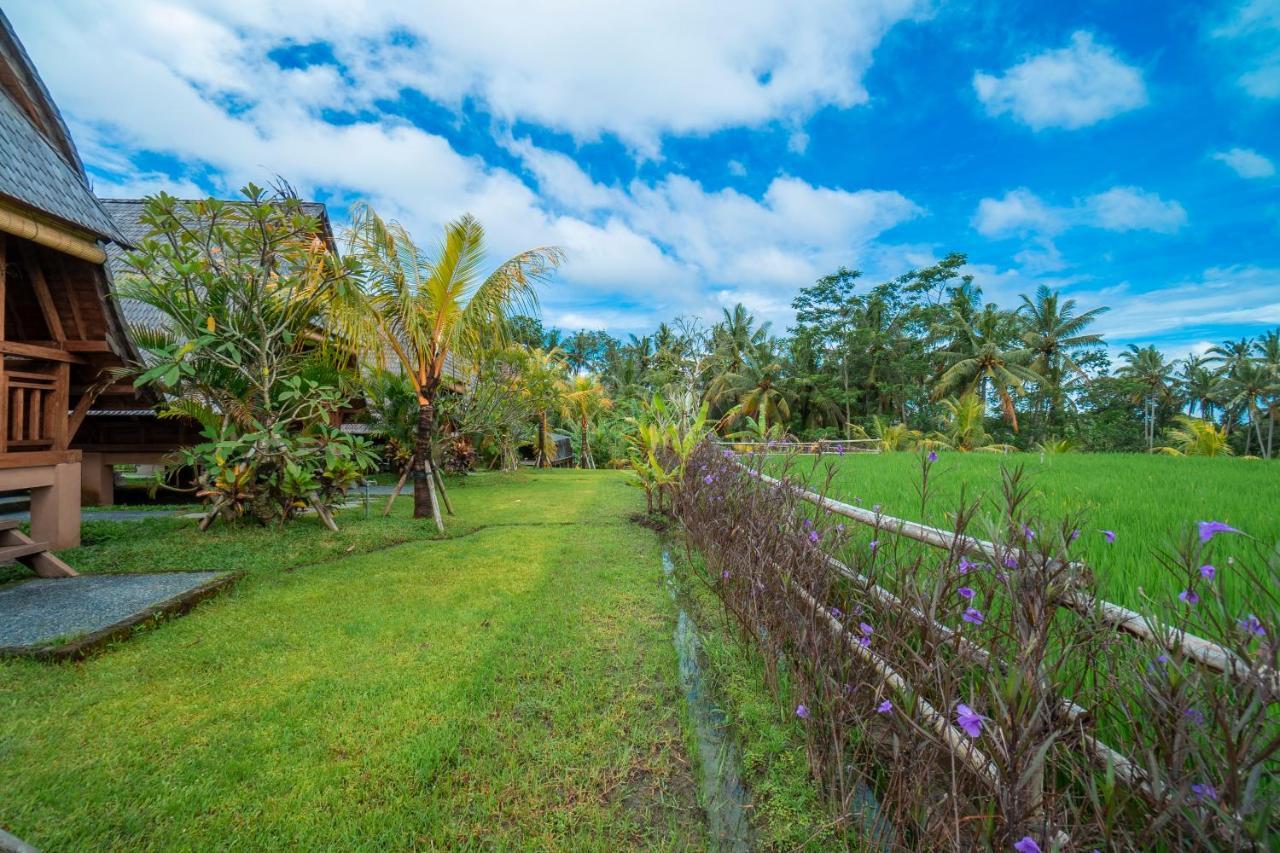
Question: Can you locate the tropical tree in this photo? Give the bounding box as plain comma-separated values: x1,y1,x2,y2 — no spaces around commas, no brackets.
707,338,792,430
119,186,376,529
1219,361,1278,457
1019,285,1108,429
523,347,567,468
1176,355,1221,421
343,205,563,530
561,374,612,468
1158,416,1233,457
935,303,1038,430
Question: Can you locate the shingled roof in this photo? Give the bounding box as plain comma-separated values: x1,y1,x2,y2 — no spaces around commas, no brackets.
0,10,125,243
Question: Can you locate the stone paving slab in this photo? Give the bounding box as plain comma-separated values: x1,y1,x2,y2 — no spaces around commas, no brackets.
0,572,236,657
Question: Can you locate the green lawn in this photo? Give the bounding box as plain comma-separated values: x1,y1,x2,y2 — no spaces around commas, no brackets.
1,471,710,849
782,452,1280,610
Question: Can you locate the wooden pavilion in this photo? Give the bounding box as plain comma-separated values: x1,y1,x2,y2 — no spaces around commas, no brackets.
0,10,145,561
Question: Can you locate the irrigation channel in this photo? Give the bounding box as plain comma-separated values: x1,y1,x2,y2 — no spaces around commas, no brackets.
661,549,754,852
661,549,895,850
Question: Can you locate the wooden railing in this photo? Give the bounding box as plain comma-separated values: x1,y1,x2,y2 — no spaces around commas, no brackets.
0,351,70,454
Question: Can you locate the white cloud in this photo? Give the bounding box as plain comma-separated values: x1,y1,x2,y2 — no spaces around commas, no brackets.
1212,147,1276,178
1093,266,1280,339
1083,187,1187,233
1212,0,1280,99
974,186,1186,240
5,1,935,333
973,31,1147,130
973,189,1064,237
38,0,927,156
727,160,747,177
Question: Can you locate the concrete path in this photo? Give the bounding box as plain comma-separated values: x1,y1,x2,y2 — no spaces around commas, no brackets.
0,572,227,651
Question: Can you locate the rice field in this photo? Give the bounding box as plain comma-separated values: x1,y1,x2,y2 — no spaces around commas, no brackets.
779,451,1280,612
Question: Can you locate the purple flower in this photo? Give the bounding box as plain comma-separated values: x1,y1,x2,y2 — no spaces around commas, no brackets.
1022,525,1035,541
958,586,975,600
955,703,986,737
1184,707,1205,726
1178,589,1199,606
958,557,974,574
1003,554,1018,570
1199,564,1216,580
795,704,811,720
1069,529,1081,541
927,451,938,462
869,540,880,552
876,699,893,714
859,622,874,637
808,530,820,544
1190,782,1216,803
963,607,985,625
829,606,843,619
836,444,846,456
722,449,735,458
721,570,730,580
803,518,813,530
1155,654,1169,665
703,474,714,484
1239,614,1266,637
836,523,845,533
1013,837,1042,853
1101,529,1116,543
1198,521,1240,542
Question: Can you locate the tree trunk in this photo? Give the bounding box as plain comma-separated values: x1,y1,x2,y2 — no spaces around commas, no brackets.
413,399,444,532
537,410,552,468
580,414,590,468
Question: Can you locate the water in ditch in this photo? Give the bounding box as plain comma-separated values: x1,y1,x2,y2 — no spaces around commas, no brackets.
661,550,754,852
662,549,897,852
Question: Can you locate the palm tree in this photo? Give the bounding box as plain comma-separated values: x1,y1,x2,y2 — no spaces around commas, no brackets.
1019,285,1108,427
561,374,611,468
707,338,792,430
935,304,1038,430
1220,361,1278,457
1158,416,1233,457
1254,330,1280,458
1117,344,1175,450
524,347,567,468
1176,355,1221,421
343,205,563,529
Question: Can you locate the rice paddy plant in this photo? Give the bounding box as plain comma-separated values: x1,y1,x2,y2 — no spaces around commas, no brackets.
778,451,1279,612
679,444,1278,850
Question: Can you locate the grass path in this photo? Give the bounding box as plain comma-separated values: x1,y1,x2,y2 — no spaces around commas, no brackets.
0,471,704,849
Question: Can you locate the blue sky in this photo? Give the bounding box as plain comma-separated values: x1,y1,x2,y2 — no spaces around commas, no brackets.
11,0,1280,358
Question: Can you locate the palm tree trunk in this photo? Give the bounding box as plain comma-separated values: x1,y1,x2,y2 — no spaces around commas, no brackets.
580,414,590,468
413,399,444,532
537,410,551,468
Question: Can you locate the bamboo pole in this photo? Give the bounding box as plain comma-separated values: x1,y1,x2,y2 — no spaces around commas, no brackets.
791,581,1002,788
747,466,1277,696
0,204,107,264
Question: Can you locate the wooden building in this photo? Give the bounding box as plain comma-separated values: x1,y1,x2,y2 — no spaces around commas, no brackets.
0,11,145,555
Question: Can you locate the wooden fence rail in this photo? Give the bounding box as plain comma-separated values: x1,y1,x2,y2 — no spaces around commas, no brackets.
745,465,1277,698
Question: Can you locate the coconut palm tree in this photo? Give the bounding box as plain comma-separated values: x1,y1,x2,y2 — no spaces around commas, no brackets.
1158,416,1233,457
524,347,567,468
1019,285,1108,426
707,338,792,430
342,205,563,529
1176,355,1222,421
935,304,1038,431
561,374,611,468
1220,361,1279,457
